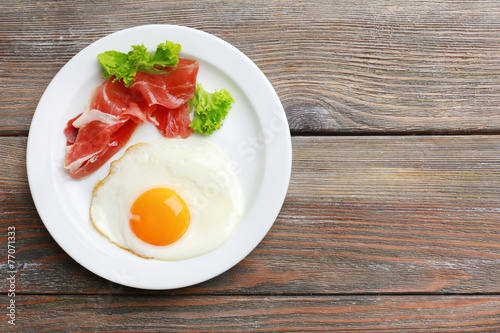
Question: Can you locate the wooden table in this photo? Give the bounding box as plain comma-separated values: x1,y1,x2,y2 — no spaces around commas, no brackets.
2,0,500,331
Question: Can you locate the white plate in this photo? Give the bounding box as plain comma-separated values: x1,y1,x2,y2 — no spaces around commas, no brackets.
26,25,291,290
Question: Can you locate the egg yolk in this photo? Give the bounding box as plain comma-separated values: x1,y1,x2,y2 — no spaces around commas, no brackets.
129,188,190,246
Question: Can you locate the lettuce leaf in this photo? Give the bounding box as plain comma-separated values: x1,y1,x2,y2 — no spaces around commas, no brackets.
97,40,181,87
189,83,234,135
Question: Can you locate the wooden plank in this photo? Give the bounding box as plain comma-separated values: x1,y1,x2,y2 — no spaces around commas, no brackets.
1,136,500,294
3,295,500,332
2,0,500,134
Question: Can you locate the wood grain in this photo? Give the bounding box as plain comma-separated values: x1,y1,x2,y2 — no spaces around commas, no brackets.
1,136,499,294
3,295,500,332
2,0,500,134
2,1,500,329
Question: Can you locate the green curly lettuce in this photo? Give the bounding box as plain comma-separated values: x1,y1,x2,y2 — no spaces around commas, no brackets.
97,41,181,87
189,83,234,135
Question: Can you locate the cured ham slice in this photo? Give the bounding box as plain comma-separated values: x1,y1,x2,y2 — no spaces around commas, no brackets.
130,58,198,110
64,116,138,179
90,78,148,123
130,58,198,138
150,103,193,139
64,58,199,179
64,79,141,179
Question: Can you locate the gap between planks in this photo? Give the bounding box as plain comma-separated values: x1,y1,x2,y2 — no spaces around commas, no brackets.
4,130,500,138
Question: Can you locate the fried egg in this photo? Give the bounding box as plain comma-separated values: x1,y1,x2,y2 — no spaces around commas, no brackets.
90,137,244,260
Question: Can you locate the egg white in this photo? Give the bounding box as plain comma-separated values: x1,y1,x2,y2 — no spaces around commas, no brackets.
90,137,244,260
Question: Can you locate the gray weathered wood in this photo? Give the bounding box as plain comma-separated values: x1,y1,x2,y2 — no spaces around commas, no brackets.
2,0,500,134
5,295,500,332
2,136,499,294
2,0,500,330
